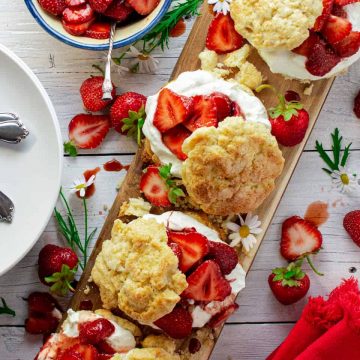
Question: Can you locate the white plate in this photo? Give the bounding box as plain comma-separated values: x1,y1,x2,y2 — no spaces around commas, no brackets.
0,44,63,276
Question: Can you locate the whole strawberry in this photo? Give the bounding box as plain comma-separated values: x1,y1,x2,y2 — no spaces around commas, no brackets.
38,0,66,16
38,244,79,296
269,94,309,147
80,76,116,112
354,90,360,119
110,92,147,134
268,262,310,305
343,210,360,247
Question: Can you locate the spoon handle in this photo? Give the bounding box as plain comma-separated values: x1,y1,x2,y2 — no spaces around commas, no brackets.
102,23,117,101
0,190,14,223
0,113,29,144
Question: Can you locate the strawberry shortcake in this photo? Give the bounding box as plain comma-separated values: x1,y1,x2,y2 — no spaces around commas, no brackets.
142,69,270,178
91,212,246,342
231,0,360,80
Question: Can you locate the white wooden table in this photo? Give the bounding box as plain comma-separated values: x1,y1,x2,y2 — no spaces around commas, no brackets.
1,2,360,359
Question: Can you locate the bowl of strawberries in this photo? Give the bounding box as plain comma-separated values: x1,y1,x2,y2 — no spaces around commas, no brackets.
24,0,172,50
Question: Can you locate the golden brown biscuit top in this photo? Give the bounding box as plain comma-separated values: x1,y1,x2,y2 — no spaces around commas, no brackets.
181,117,284,216
91,218,187,325
230,0,323,50
111,348,180,360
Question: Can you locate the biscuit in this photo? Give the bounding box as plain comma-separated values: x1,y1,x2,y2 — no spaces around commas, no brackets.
181,117,284,216
230,0,323,50
92,218,188,325
111,348,180,360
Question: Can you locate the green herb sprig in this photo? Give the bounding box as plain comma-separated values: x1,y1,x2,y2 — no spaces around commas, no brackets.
315,128,352,175
54,189,97,270
159,164,185,204
0,298,15,317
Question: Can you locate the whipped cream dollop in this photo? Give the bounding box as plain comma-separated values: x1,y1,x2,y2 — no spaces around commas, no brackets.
144,211,246,328
142,70,270,177
259,3,360,80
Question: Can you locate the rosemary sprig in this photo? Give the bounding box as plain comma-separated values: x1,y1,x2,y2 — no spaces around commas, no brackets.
0,298,15,317
159,164,185,204
315,128,352,175
54,189,97,270
141,0,202,53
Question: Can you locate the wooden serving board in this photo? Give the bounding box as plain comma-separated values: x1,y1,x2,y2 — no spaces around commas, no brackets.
68,3,334,358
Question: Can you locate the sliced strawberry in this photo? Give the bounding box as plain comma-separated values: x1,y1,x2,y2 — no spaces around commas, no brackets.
333,31,360,57
153,88,193,133
88,0,113,13
331,4,348,18
343,210,360,247
169,242,183,264
208,303,239,328
62,18,94,36
292,32,323,57
313,0,334,32
207,241,238,275
154,306,193,339
182,260,231,302
183,95,218,132
334,0,359,5
104,0,133,21
167,230,210,272
25,317,59,335
126,0,160,15
63,4,94,24
38,0,66,16
206,14,244,54
96,341,116,355
354,90,360,118
162,125,191,161
79,319,115,345
68,114,110,149
321,15,352,44
281,216,323,261
84,22,111,39
65,0,86,6
59,344,98,360
139,165,171,207
305,42,341,76
28,292,61,315
230,101,245,117
210,92,232,121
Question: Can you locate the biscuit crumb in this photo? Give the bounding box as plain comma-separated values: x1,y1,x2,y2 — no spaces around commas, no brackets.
303,83,314,96
224,45,251,68
119,198,152,218
235,62,263,90
142,334,176,354
199,49,218,71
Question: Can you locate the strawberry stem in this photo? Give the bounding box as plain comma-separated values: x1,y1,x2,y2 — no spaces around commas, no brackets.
305,255,324,276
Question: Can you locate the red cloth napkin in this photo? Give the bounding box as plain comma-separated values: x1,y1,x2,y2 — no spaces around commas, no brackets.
267,278,360,360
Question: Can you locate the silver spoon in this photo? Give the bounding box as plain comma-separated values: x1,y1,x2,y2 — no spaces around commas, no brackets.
0,191,14,223
0,113,29,144
102,23,117,101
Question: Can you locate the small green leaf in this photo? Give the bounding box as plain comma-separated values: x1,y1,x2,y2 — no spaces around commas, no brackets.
64,141,77,157
45,264,77,297
0,298,15,317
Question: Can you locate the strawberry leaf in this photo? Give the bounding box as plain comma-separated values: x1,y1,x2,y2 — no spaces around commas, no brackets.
45,264,77,297
272,262,306,287
121,106,146,146
159,163,185,205
64,141,78,157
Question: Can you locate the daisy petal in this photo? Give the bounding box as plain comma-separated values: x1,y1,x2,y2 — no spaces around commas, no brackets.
226,222,240,232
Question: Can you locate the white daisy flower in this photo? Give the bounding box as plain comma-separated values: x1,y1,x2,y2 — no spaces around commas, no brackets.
70,175,95,198
330,166,357,193
127,46,159,74
208,0,231,15
226,213,262,252
114,64,129,76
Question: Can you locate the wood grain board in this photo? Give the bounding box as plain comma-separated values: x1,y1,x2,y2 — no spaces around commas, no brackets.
68,3,335,358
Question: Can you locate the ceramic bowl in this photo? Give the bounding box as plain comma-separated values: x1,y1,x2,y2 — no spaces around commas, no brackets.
24,0,172,50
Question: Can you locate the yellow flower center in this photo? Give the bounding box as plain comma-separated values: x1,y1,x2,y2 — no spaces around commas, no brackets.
138,54,149,61
239,225,250,238
340,173,350,185
75,184,86,190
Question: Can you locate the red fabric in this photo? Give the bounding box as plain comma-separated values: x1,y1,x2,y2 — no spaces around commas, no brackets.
267,278,360,360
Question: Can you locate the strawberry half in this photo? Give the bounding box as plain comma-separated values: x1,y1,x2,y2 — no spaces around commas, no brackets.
207,303,239,328
126,0,160,15
343,210,360,247
333,31,360,58
28,292,62,315
162,125,191,161
268,262,310,305
80,76,115,112
292,32,323,57
58,344,98,360
305,42,341,76
84,22,111,39
167,230,209,272
182,260,232,302
68,114,110,149
210,92,232,121
62,18,94,36
104,0,133,21
79,319,115,345
207,241,238,275
25,317,59,335
38,0,66,16
153,88,193,133
183,95,218,132
88,0,113,13
154,306,193,339
281,216,323,275
139,165,171,207
313,0,334,32
206,14,244,55
321,15,352,44
63,3,95,24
